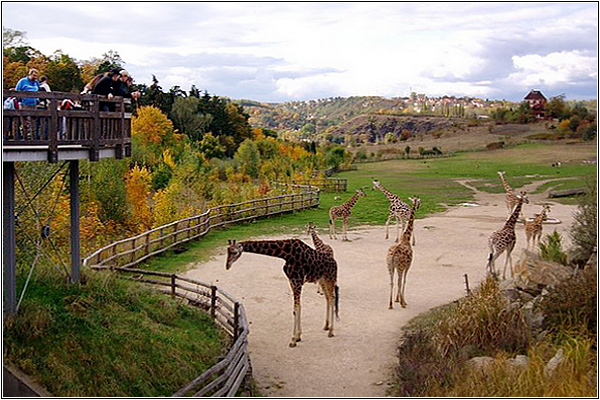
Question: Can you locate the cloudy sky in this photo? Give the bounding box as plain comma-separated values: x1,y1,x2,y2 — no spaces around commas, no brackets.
2,2,598,102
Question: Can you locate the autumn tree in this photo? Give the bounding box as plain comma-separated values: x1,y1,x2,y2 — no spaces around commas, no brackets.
44,51,83,92
131,106,181,168
125,165,153,232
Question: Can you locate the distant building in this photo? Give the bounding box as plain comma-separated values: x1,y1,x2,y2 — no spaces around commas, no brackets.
524,90,547,119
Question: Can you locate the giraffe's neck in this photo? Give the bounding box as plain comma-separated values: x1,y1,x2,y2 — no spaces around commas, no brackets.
499,173,514,194
309,229,326,250
376,184,400,203
534,208,549,224
503,199,524,230
402,202,418,242
240,240,299,262
344,192,362,209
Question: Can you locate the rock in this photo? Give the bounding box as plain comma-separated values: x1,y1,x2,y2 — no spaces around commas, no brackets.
512,250,574,296
506,355,529,371
544,348,565,378
467,356,495,370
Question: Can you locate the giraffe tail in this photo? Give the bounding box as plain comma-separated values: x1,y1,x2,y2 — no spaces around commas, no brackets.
334,285,340,321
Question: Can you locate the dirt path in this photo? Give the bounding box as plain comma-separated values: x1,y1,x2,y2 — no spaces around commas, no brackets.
184,181,577,397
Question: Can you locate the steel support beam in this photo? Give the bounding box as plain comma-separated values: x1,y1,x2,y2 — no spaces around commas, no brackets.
3,162,17,316
69,160,80,283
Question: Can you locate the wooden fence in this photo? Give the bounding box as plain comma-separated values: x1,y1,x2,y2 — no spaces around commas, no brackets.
291,178,347,192
110,267,251,397
83,188,319,269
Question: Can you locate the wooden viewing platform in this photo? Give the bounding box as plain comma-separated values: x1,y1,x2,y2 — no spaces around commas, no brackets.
3,89,132,317
3,90,132,163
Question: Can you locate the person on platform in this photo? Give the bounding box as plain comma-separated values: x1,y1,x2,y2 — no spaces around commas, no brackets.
15,68,40,108
92,68,121,111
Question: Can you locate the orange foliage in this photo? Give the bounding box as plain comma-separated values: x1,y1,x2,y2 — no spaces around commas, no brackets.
277,142,310,160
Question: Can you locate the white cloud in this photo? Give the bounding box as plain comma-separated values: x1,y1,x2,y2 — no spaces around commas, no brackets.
509,51,598,87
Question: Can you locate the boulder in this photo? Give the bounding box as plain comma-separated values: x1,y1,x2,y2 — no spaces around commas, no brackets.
512,250,574,296
544,348,565,378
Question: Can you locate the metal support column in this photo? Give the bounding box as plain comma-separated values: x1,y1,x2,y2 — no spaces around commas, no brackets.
3,162,17,316
69,160,80,283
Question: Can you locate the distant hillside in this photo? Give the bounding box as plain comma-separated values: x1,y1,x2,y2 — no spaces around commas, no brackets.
237,95,509,144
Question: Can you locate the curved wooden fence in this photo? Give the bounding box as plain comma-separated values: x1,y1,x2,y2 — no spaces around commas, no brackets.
111,267,251,397
291,177,347,192
83,188,319,269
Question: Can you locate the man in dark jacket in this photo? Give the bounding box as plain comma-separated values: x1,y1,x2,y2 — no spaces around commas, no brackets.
92,68,121,111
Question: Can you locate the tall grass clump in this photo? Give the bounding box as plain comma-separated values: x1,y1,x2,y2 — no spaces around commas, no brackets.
539,230,568,265
3,268,228,397
395,276,530,396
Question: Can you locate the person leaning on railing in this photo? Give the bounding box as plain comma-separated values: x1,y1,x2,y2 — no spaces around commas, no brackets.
91,68,121,111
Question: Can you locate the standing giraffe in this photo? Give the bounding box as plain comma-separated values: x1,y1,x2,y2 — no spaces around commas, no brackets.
386,197,421,309
497,171,521,214
487,191,529,279
329,189,366,241
372,180,415,244
226,239,339,347
524,205,551,250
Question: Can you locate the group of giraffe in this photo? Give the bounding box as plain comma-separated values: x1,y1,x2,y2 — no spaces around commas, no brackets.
224,179,420,347
487,171,552,279
224,172,551,347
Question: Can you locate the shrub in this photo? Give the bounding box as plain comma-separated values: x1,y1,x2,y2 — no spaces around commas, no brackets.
539,230,568,265
539,267,597,338
569,181,597,265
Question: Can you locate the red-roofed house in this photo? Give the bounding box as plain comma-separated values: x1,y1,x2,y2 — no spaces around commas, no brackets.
524,90,547,119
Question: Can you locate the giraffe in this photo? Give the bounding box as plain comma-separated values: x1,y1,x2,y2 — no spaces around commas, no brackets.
497,171,522,215
386,197,421,309
487,191,529,279
307,222,334,295
329,188,366,241
226,239,339,347
524,205,551,251
372,180,415,245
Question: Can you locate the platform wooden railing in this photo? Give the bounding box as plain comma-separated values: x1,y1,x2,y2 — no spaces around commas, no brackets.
3,90,131,162
83,187,319,269
112,267,251,397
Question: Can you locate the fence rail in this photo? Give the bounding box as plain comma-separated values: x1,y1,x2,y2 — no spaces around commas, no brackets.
112,267,251,397
291,178,347,192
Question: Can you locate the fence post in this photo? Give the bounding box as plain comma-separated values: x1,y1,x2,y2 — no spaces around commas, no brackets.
464,273,471,295
233,302,240,342
210,285,217,318
171,274,176,297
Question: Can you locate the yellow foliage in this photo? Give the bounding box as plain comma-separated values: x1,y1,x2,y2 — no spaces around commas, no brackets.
131,106,176,145
125,165,153,232
277,142,310,160
252,127,265,140
162,148,176,169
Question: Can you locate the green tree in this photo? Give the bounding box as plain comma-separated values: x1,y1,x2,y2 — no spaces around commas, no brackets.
45,51,83,92
234,139,261,178
95,50,123,74
171,96,213,141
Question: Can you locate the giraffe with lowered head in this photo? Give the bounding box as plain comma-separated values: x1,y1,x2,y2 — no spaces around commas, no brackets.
329,188,366,241
497,171,522,215
226,238,339,347
487,191,529,279
386,196,420,309
372,180,415,244
524,204,551,251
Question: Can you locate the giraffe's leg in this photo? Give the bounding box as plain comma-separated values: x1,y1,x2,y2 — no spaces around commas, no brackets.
388,258,396,309
321,280,335,337
289,282,303,347
399,267,409,307
395,219,402,243
329,217,337,240
487,242,502,278
504,242,515,279
395,268,402,303
385,215,393,240
342,217,349,241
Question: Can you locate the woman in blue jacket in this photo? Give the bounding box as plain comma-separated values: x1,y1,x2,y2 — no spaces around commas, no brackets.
15,68,40,108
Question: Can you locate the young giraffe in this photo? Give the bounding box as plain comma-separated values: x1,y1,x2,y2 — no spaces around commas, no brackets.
497,171,522,215
524,205,551,251
487,191,529,279
329,188,366,241
307,222,334,295
372,180,415,245
226,239,339,347
386,197,421,309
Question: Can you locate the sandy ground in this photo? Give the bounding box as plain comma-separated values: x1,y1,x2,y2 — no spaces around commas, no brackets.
184,181,578,397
